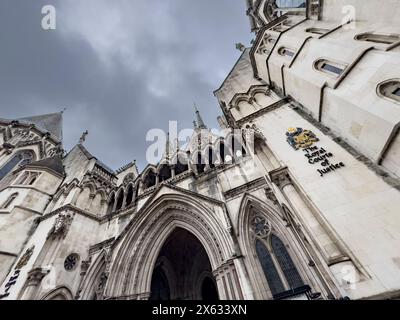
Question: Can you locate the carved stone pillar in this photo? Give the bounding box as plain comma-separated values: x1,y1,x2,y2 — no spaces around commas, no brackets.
20,268,49,300
248,97,261,111
269,167,347,265
213,260,244,300
171,167,175,179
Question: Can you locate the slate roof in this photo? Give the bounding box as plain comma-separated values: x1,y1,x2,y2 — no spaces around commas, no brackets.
27,156,65,176
18,112,63,140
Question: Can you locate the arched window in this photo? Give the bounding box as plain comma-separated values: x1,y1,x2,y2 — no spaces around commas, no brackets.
15,172,29,185
195,152,205,174
143,169,157,189
115,190,124,211
107,193,115,214
271,234,304,289
14,171,41,185
0,150,34,181
256,240,285,295
314,59,347,78
125,184,134,207
159,164,172,182
251,214,304,299
28,172,40,185
355,32,400,45
1,193,18,209
207,147,216,169
377,79,400,103
174,155,188,176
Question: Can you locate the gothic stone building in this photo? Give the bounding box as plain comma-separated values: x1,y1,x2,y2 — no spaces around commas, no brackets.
1,0,400,300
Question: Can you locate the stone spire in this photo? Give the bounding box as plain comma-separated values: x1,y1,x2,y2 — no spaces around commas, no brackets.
165,132,171,159
194,103,207,129
18,112,63,141
164,132,176,159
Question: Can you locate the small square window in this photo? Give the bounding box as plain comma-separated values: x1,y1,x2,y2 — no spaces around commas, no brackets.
285,50,294,57
321,63,343,75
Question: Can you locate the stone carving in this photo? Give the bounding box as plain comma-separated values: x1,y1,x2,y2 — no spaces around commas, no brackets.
15,245,35,270
79,130,89,144
26,268,49,287
265,187,279,206
47,212,74,239
269,167,291,189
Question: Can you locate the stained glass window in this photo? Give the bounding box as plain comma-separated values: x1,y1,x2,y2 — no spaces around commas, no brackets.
271,234,304,289
256,239,285,295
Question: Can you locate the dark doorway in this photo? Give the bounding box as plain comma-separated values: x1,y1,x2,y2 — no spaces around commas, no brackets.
149,228,219,300
150,266,170,300
201,277,219,301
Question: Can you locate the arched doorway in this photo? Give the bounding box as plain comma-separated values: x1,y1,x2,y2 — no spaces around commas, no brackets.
149,228,218,300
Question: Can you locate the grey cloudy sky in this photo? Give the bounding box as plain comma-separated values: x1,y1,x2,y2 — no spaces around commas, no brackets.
0,0,252,171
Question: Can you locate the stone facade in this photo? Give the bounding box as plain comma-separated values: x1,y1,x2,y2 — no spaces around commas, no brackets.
0,0,400,300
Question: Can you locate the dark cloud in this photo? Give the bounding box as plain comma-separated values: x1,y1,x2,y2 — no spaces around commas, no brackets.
0,0,252,170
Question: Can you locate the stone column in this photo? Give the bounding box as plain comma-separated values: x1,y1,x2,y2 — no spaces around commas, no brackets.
20,268,49,300
171,167,176,179
269,167,347,265
213,260,244,300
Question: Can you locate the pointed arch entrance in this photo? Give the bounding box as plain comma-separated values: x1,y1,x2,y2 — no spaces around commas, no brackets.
105,194,239,300
149,228,218,300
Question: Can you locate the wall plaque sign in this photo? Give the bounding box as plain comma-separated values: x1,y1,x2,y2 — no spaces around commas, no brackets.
286,128,345,177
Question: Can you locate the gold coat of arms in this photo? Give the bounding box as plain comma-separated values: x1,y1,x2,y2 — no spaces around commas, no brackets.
286,127,319,150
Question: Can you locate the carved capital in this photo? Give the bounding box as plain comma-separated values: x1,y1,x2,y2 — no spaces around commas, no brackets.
265,187,279,205
26,268,49,287
269,166,292,189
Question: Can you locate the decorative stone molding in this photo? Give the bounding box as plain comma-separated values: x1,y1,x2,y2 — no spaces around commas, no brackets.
223,177,266,200
80,260,91,276
25,267,50,287
237,98,288,126
269,166,291,189
47,211,74,239
264,187,279,205
95,271,109,300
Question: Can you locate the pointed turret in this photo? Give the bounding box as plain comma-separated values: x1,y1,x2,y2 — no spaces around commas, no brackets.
194,104,207,129
18,112,63,141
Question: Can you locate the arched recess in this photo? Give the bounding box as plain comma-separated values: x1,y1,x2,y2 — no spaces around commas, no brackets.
158,163,172,182
173,153,189,176
115,188,125,211
236,194,325,300
90,192,104,215
41,286,74,300
142,167,157,189
107,192,116,214
76,186,93,210
79,250,108,300
125,184,134,207
105,194,235,299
